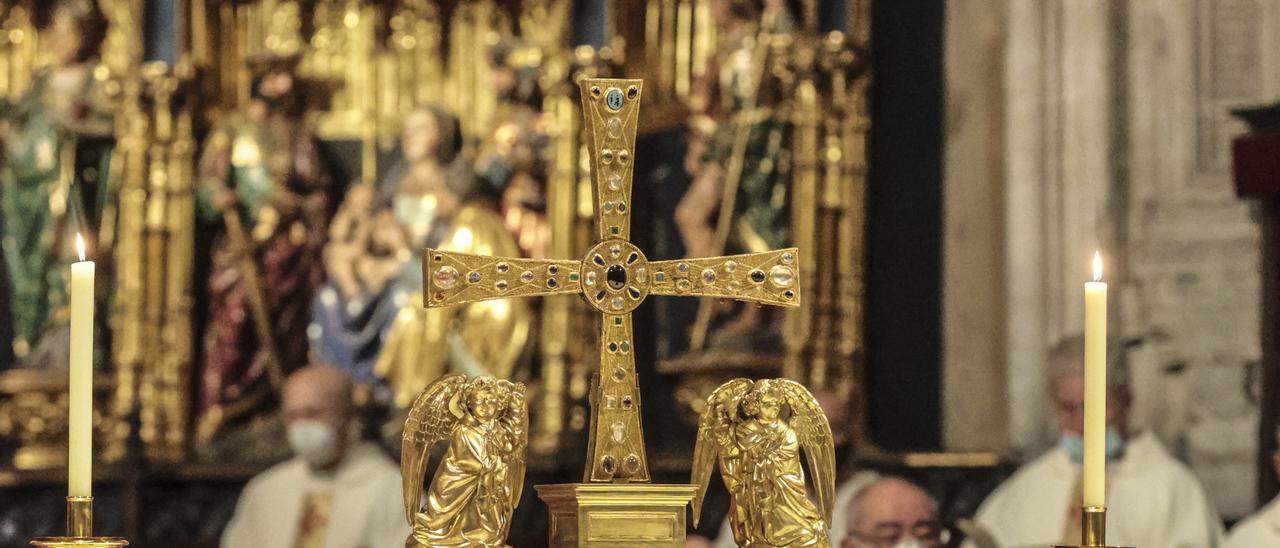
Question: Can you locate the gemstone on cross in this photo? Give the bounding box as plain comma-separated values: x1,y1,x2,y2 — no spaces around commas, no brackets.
421,78,801,483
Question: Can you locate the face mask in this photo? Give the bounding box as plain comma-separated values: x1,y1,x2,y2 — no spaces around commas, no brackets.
288,420,340,468
1061,426,1125,464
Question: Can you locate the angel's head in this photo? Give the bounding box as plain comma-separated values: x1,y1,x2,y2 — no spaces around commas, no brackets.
742,380,786,422
465,377,504,421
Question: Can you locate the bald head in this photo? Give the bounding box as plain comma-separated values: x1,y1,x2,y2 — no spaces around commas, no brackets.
282,364,355,426
843,477,940,548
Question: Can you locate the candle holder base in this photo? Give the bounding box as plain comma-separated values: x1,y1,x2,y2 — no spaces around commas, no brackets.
29,538,129,547
1052,506,1132,548
28,497,129,547
1053,544,1134,548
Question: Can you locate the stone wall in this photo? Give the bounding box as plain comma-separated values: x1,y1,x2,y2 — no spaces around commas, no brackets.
943,0,1272,518
1121,0,1270,519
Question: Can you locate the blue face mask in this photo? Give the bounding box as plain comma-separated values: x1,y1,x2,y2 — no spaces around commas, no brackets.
1061,426,1125,464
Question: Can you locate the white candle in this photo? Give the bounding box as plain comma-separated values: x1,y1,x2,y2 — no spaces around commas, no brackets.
1083,251,1107,508
69,233,94,498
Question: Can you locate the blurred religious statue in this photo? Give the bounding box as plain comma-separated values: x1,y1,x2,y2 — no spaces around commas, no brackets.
692,378,835,547
476,39,551,259
310,105,471,385
326,105,529,408
401,374,527,547
0,0,112,369
676,0,799,352
195,52,331,440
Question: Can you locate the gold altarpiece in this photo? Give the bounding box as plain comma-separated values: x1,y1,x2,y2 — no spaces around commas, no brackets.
0,0,598,467
0,0,874,475
613,0,877,449
0,0,198,466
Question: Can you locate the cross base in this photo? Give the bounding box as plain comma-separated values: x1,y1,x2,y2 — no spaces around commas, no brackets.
535,483,696,547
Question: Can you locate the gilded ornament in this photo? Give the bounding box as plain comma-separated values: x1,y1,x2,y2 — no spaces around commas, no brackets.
402,374,528,548
692,378,836,548
423,78,801,545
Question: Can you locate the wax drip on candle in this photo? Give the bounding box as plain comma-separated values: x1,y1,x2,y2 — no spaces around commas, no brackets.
1092,251,1102,282
76,233,86,262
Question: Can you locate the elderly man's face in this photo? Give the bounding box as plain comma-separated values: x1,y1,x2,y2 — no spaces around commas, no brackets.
282,374,347,430
1052,373,1125,436
1052,375,1087,436
843,480,941,548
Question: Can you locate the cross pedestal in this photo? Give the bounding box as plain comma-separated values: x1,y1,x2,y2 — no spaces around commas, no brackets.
536,484,697,547
421,78,801,546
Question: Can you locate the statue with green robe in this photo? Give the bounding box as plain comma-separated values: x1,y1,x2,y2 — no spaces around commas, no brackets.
0,0,113,370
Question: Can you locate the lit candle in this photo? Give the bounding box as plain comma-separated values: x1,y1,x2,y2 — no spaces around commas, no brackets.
1083,251,1107,508
69,233,94,498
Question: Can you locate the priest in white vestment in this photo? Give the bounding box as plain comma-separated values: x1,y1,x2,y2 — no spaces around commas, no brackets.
970,336,1223,548
221,365,409,548
1225,430,1280,547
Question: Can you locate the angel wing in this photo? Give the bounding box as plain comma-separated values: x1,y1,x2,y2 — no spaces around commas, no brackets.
401,373,468,524
497,379,529,528
776,379,836,527
690,378,754,527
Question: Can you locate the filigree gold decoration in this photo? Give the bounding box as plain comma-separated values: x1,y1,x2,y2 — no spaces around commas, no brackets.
0,3,37,100
423,78,801,485
0,370,121,468
531,47,615,456
401,374,527,547
691,378,835,547
379,0,444,144
656,26,872,450
444,0,511,154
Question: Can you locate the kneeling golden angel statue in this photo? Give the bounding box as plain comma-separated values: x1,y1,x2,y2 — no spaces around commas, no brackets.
402,374,527,547
692,378,836,547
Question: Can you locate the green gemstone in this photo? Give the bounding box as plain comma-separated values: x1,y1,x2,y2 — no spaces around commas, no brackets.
569,272,580,281
655,272,666,282
611,226,620,235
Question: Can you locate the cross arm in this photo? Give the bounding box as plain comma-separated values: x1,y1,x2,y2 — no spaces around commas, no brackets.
647,248,801,307
422,249,582,307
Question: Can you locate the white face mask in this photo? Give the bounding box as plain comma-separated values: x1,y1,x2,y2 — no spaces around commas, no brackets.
287,420,340,468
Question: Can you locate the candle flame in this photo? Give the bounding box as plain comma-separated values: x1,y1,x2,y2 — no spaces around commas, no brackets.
1092,251,1103,282
75,233,85,262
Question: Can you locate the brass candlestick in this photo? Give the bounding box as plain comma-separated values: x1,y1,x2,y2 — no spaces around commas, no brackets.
1053,506,1132,548
29,496,129,547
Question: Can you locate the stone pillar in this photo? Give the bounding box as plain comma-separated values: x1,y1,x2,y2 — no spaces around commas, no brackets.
942,0,1008,451
945,0,1270,518
1122,0,1268,518
999,0,1122,456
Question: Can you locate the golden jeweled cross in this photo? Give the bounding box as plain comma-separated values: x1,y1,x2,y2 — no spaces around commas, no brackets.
422,78,800,483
